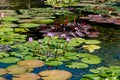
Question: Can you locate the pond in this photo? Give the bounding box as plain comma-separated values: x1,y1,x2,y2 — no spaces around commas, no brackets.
0,8,120,80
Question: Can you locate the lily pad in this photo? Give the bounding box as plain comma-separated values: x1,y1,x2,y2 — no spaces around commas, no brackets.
0,57,21,63
0,77,6,80
81,55,101,64
19,23,39,28
2,16,20,22
0,68,7,75
17,60,45,68
66,62,89,69
85,40,101,44
82,45,101,53
6,65,28,75
33,19,54,24
12,73,40,80
39,70,72,80
46,61,63,66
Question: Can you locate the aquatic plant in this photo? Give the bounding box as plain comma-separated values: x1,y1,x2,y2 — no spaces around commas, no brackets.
19,23,39,28
0,57,20,63
39,21,100,38
0,68,7,75
46,61,63,66
66,62,89,69
12,73,40,80
33,19,54,24
17,60,45,68
6,65,29,75
0,77,6,80
39,70,72,80
81,66,120,80
1,16,20,22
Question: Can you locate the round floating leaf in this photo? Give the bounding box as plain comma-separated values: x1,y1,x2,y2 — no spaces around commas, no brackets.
46,61,63,66
17,60,45,68
66,62,89,69
81,55,101,64
0,68,7,75
68,38,85,46
0,77,6,80
55,57,69,61
2,16,20,22
19,23,39,28
34,19,54,24
76,53,92,58
6,65,28,75
39,70,72,80
85,40,101,44
90,67,109,73
24,55,39,60
0,57,21,63
12,73,40,80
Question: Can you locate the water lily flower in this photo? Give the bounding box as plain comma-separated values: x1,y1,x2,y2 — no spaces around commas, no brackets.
82,45,101,53
28,37,33,42
0,12,5,18
66,38,71,42
47,32,54,37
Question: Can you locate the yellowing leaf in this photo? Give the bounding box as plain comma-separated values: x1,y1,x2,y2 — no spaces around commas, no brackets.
82,45,101,53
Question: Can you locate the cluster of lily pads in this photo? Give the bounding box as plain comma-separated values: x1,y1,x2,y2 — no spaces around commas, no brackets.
81,66,120,80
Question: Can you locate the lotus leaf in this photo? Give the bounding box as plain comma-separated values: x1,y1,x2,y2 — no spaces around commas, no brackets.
6,65,28,75
81,55,101,64
17,60,45,68
0,68,7,75
19,23,39,28
2,16,20,22
33,19,54,24
0,77,6,80
39,70,72,80
66,62,89,69
82,45,101,52
0,57,21,63
85,40,101,44
12,73,40,80
46,61,63,66
68,38,85,46
0,52,9,58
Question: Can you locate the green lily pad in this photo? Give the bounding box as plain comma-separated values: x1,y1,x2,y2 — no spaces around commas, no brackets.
46,61,63,66
33,19,54,24
19,23,39,28
2,16,20,22
66,62,89,69
81,55,101,64
85,40,101,44
0,57,21,63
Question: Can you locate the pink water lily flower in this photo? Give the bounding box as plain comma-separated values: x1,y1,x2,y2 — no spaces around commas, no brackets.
28,37,33,42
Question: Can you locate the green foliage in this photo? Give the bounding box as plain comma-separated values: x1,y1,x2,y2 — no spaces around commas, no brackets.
0,57,21,63
81,66,120,80
2,16,20,22
46,61,63,66
19,23,39,28
33,19,54,24
66,62,89,69
46,0,79,7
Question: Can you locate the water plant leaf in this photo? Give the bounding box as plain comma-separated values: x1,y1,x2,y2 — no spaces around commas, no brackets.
0,77,6,80
68,38,85,46
12,73,40,80
81,55,101,64
6,65,28,75
2,16,20,22
19,23,39,28
66,62,89,69
39,70,72,80
0,68,7,75
85,40,101,44
33,19,54,24
24,56,39,60
0,57,21,63
0,52,9,58
46,61,63,66
82,45,101,53
17,60,45,68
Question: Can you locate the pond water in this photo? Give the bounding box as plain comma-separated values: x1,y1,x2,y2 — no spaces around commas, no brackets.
0,13,120,80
